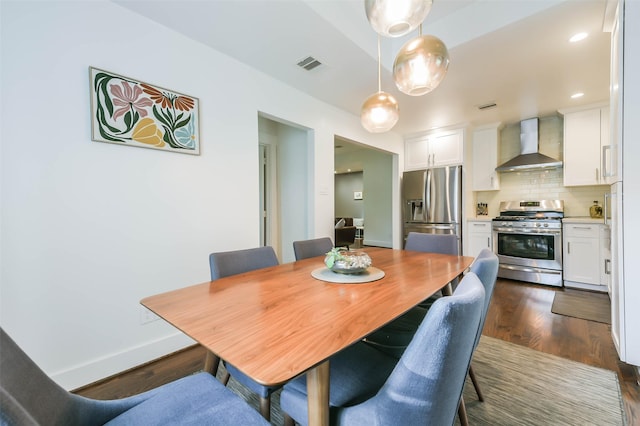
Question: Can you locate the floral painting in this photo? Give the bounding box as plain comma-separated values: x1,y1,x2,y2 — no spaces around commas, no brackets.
89,67,200,155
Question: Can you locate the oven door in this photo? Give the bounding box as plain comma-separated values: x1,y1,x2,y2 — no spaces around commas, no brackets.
492,225,563,286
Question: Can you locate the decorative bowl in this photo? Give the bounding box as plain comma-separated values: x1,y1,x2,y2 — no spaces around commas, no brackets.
325,249,372,274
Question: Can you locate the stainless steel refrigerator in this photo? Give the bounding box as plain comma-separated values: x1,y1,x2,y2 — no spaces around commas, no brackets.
402,165,462,250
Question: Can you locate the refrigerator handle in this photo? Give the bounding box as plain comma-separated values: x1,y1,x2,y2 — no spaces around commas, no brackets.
425,169,431,223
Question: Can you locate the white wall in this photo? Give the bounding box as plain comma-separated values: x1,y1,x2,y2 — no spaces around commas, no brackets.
361,150,394,248
0,1,403,389
276,123,310,263
335,172,364,219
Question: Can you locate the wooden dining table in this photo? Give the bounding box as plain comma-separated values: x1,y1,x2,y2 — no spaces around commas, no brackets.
141,247,473,426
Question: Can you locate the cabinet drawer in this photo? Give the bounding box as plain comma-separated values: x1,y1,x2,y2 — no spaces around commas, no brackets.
564,224,599,238
468,221,491,231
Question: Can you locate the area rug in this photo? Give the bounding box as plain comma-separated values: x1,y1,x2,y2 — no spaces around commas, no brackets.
223,336,625,425
552,289,611,324
456,336,624,425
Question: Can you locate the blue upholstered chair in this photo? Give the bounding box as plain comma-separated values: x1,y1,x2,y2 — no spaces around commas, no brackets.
464,248,499,402
280,272,485,426
405,232,460,293
365,247,499,424
207,246,280,421
405,231,459,254
0,328,269,426
293,237,334,261
363,232,460,357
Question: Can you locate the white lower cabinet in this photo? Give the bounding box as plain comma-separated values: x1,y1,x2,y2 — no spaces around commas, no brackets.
563,221,609,291
466,220,492,258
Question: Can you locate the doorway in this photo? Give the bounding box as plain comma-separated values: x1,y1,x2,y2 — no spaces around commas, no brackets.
334,136,394,248
258,114,312,262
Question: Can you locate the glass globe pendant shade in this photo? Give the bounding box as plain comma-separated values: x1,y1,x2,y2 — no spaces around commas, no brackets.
365,0,433,37
393,34,450,96
361,91,399,133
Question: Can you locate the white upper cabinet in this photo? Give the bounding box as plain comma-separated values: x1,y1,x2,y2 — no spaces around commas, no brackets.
472,124,501,191
405,128,463,170
605,3,622,184
560,105,609,186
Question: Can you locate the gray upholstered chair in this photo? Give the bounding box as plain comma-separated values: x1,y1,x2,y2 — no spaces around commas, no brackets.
280,272,485,426
293,237,334,260
0,328,269,426
207,246,280,421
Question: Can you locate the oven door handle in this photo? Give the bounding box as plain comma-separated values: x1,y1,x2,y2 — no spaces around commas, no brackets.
499,264,560,274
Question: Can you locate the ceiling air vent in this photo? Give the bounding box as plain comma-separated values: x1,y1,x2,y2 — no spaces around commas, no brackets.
297,56,322,71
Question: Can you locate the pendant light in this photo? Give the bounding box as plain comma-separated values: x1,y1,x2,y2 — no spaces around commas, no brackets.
361,35,399,133
393,26,450,96
365,0,433,38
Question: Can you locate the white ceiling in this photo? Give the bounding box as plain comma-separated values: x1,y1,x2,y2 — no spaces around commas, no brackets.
112,0,612,136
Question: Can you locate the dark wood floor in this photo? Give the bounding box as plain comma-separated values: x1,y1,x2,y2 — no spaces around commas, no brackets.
75,279,639,424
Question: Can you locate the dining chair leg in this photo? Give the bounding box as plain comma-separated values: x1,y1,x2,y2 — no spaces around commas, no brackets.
284,413,296,426
458,395,469,426
203,350,220,376
259,396,271,421
468,364,484,401
220,369,231,386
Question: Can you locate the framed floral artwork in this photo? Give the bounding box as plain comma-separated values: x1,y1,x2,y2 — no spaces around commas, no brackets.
89,67,200,155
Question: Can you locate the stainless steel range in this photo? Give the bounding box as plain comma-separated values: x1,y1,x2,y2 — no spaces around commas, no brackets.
492,200,564,287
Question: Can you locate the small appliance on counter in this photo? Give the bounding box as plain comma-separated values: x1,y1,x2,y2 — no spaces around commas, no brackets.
476,203,488,216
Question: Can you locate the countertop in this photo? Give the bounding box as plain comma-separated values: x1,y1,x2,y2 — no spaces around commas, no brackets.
466,216,608,224
562,216,607,224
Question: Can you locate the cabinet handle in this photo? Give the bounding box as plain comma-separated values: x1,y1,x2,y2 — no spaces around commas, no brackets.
473,223,485,227
604,258,611,275
567,242,570,254
596,168,599,182
572,226,592,230
487,237,490,247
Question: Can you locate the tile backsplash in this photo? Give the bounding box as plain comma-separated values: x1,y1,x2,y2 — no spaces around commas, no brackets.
475,115,609,218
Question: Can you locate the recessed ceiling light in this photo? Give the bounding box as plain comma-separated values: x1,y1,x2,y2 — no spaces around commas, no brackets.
571,92,584,99
569,32,588,43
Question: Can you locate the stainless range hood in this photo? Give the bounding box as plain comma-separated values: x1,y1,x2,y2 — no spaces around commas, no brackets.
495,118,563,172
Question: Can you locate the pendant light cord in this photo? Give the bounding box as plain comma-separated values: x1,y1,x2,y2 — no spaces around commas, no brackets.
377,34,382,93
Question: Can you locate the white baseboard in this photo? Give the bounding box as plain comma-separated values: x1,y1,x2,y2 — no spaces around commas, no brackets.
53,332,195,391
563,280,608,293
363,239,392,248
